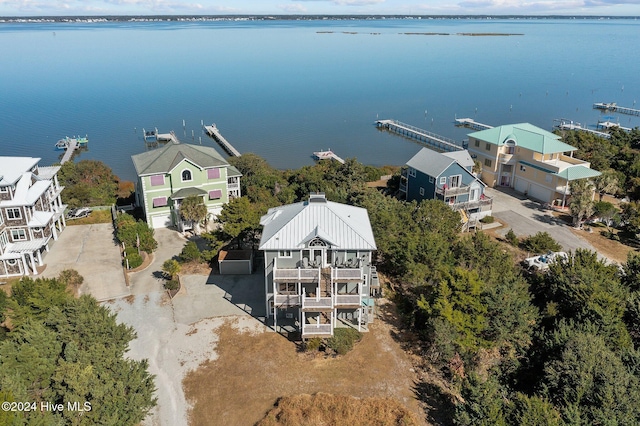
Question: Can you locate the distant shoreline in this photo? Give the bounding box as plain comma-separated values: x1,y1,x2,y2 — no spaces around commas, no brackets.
0,15,638,24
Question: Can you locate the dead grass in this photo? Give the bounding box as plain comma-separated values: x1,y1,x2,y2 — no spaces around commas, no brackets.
67,209,112,225
569,226,635,264
183,311,427,426
179,261,212,275
256,392,419,426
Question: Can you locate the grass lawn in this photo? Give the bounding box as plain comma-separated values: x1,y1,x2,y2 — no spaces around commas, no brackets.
66,209,112,226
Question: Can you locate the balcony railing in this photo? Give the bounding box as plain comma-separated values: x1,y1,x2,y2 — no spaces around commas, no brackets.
273,267,320,282
331,267,362,281
274,294,301,307
499,153,515,165
436,185,471,197
227,183,240,191
452,197,493,211
302,296,333,310
302,324,332,337
335,294,361,306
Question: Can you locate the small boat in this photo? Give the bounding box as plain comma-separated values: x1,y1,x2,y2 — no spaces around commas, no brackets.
55,135,89,150
55,137,71,150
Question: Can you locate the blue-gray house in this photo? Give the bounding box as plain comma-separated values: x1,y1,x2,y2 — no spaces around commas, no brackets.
399,148,492,220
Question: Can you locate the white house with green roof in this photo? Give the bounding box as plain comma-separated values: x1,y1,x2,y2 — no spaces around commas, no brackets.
131,140,241,230
467,123,600,207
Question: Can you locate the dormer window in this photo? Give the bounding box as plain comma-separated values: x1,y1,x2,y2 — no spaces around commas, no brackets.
504,139,517,155
181,169,192,182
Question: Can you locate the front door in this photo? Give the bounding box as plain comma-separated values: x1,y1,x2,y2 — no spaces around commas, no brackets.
500,175,511,186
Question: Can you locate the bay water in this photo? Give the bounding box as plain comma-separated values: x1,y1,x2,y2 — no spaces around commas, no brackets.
1,18,639,182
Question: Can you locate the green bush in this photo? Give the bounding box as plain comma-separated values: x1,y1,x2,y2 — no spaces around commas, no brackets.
521,231,562,253
305,337,323,352
480,215,494,224
164,279,179,291
180,241,202,263
124,252,143,269
116,212,157,253
326,328,363,355
505,229,519,246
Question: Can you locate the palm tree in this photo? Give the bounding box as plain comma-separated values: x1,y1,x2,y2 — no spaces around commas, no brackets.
569,179,595,228
180,195,208,234
593,169,619,202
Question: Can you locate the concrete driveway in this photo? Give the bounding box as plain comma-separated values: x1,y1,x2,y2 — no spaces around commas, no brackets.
42,223,130,301
485,187,601,257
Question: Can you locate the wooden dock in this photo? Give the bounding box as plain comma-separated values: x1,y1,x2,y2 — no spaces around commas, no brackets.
376,119,464,152
593,102,640,117
597,120,631,132
313,150,345,164
554,119,611,139
204,124,241,157
454,117,494,130
57,136,87,164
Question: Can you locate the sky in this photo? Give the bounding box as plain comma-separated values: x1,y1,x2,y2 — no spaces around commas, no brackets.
0,0,639,17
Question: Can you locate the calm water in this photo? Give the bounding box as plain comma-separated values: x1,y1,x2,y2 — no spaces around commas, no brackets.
1,18,639,182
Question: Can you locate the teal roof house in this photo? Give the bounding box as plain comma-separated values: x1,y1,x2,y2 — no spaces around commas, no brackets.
467,123,600,207
131,141,241,230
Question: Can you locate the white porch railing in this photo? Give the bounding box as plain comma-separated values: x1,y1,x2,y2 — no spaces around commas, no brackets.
334,294,361,306
302,323,332,337
273,267,320,282
302,296,333,310
274,294,301,306
331,267,362,281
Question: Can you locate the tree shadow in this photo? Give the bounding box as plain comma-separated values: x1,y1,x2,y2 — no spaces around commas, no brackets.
413,380,455,426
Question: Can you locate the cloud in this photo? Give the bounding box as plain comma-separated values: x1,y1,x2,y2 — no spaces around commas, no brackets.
279,3,308,12
296,0,386,5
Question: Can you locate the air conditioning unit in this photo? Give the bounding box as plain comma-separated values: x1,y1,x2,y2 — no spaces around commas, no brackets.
285,313,294,319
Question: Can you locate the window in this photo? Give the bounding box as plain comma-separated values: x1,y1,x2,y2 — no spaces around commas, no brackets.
278,250,292,258
0,231,8,249
0,211,3,226
429,176,434,183
6,259,17,266
207,168,220,179
520,164,526,172
150,174,165,186
278,283,296,293
408,168,416,177
209,189,222,200
419,187,425,196
484,159,492,167
11,229,27,241
474,140,480,147
152,197,168,207
439,177,447,184
0,186,8,193
181,169,192,182
485,143,491,151
545,175,553,183
6,208,21,220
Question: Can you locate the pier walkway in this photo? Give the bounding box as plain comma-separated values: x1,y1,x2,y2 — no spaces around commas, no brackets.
204,124,241,157
376,119,464,152
554,119,611,139
454,117,494,131
60,138,78,164
313,150,345,164
597,121,631,132
593,102,640,117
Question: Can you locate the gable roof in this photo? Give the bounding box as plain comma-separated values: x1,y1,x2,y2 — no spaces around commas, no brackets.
0,157,40,186
468,123,577,154
442,150,474,170
259,194,376,251
406,148,458,177
131,141,229,176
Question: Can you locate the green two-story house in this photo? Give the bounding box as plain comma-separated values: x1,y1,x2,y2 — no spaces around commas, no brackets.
131,141,241,230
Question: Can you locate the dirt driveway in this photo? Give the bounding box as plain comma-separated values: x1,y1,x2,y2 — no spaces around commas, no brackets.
42,223,130,301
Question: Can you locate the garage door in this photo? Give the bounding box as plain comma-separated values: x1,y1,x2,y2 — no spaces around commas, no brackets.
528,184,552,203
151,214,172,229
514,177,528,194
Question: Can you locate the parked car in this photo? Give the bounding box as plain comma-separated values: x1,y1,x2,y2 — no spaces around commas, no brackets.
523,251,568,271
67,207,92,219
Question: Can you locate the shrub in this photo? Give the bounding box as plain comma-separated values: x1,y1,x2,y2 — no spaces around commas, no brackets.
326,328,363,355
180,241,202,263
116,212,157,253
305,337,323,352
162,259,181,280
505,229,519,246
480,216,494,224
124,252,143,269
521,231,562,253
164,279,179,291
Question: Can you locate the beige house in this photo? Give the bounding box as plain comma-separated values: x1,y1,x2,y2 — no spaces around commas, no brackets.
467,123,600,207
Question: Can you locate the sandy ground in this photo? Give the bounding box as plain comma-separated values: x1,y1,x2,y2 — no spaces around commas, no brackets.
108,291,268,426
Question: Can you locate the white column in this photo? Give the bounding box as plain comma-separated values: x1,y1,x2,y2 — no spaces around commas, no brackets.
21,254,29,276
36,250,43,266
29,253,37,274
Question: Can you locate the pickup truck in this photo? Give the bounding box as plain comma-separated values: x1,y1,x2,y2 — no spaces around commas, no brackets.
523,251,568,271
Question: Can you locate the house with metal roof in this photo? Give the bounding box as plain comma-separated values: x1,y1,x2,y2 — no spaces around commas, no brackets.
467,123,601,206
0,157,66,278
259,193,379,339
400,148,492,221
131,140,241,230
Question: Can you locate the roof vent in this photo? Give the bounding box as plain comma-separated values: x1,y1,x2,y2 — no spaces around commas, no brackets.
309,192,327,203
